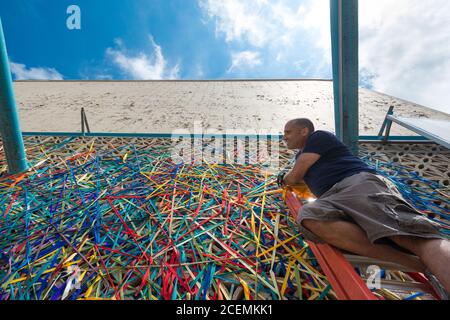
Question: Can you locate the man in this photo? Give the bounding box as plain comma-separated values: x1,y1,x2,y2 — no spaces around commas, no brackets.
279,118,450,297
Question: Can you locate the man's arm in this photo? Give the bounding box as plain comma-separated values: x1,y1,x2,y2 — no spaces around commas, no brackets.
282,153,321,186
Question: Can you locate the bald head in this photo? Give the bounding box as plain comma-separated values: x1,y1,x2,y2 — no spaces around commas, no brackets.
286,118,315,133
283,118,315,150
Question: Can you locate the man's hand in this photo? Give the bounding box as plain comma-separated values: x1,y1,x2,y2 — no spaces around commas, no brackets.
276,170,287,187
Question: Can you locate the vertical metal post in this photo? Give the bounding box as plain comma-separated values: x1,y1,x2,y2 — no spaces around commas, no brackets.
0,17,29,174
330,0,359,154
377,105,395,137
81,107,85,135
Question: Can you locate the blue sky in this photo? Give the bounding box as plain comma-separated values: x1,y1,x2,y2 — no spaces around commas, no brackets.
1,0,233,80
1,0,449,114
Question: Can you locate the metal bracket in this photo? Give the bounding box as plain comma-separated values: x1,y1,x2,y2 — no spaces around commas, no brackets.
81,107,91,135
377,105,395,144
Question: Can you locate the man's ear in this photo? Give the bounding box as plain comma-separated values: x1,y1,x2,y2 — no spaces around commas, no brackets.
301,127,309,136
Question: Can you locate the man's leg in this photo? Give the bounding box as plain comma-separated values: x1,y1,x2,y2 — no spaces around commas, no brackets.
302,219,426,272
389,235,450,294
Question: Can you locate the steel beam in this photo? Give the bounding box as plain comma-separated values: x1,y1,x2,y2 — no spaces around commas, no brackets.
0,18,28,174
330,0,359,154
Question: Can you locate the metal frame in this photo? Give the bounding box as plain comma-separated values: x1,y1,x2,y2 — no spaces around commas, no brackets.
384,115,450,149
378,106,450,148
331,0,359,154
21,131,283,140
0,18,29,174
21,131,431,142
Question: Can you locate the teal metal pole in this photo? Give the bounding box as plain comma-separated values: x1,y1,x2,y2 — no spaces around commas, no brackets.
0,17,29,174
330,0,359,154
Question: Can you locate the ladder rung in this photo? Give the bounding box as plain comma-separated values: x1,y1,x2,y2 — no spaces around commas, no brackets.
344,254,418,272
359,278,433,294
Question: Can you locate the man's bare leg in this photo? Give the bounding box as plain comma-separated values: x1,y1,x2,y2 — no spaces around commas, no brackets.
390,236,450,294
302,219,426,272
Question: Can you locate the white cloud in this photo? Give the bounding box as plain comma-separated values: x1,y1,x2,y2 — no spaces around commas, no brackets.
10,62,63,80
199,0,327,48
106,36,180,80
199,0,331,77
359,0,450,114
198,0,270,47
228,51,262,72
297,0,450,113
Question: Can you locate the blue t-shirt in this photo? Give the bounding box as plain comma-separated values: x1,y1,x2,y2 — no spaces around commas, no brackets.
296,131,376,198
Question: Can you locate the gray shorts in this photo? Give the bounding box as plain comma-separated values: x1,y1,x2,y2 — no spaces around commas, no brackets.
297,171,445,244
